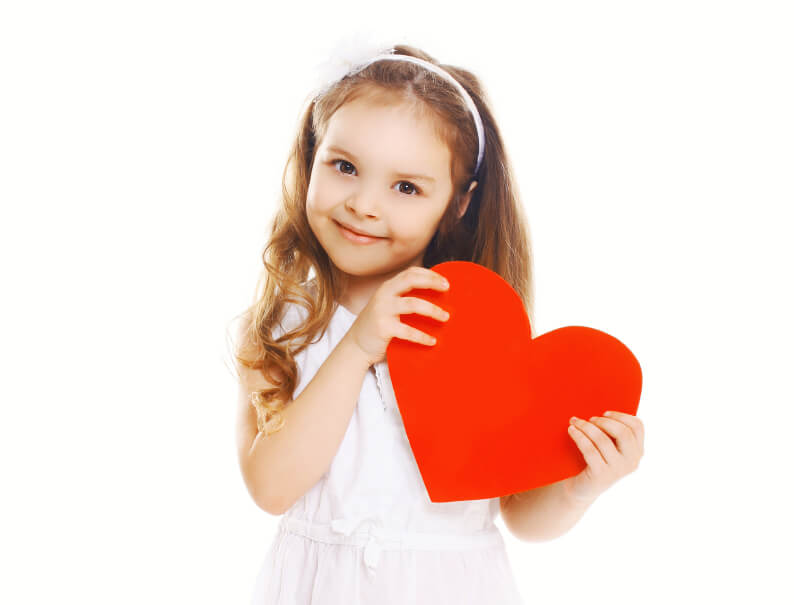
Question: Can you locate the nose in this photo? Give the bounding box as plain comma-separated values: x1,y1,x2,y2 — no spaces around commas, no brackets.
344,180,381,218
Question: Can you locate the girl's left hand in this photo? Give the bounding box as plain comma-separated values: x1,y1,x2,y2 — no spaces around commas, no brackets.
565,410,645,503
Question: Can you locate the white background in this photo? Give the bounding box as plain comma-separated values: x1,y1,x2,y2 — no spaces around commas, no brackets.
2,1,792,603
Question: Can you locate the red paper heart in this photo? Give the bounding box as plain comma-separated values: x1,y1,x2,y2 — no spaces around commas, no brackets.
386,261,642,503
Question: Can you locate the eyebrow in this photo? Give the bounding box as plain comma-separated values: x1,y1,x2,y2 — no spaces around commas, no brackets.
326,145,437,184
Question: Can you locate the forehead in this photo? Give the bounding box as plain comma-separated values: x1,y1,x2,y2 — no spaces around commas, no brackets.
320,96,452,175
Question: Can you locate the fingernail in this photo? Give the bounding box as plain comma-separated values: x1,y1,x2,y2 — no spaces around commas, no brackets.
570,416,577,423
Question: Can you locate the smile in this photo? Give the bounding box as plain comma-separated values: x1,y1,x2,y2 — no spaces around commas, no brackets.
334,220,387,244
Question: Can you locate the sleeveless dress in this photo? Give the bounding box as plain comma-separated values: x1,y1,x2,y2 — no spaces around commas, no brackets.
249,294,526,604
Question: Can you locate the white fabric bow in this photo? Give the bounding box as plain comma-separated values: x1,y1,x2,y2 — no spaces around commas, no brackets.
330,515,387,574
310,33,394,99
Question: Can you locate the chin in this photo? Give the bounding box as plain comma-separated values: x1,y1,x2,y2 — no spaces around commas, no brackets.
329,258,384,277
324,247,389,274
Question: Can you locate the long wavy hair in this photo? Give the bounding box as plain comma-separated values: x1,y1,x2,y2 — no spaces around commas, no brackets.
229,43,535,437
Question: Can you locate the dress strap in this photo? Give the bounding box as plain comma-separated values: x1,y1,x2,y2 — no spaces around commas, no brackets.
372,361,390,412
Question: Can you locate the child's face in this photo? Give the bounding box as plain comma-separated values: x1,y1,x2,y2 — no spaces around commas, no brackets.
306,96,461,280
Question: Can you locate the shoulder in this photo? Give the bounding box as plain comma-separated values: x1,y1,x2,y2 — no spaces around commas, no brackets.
239,278,322,347
233,310,288,392
274,296,311,341
232,310,255,360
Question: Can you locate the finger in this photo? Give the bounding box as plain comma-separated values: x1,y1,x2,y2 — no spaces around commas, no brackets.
426,268,451,290
603,411,645,445
397,266,449,293
589,416,643,459
399,322,437,346
398,296,450,322
571,419,620,466
568,423,608,469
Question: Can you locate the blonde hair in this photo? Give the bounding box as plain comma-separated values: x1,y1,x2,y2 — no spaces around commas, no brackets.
229,43,535,436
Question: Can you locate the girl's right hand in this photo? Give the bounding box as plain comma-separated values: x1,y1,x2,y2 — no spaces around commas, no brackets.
345,266,451,367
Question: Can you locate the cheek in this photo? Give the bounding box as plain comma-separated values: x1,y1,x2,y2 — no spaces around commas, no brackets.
306,172,343,213
390,212,439,242
305,180,327,214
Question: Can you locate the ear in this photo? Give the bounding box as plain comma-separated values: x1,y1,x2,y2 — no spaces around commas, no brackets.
457,180,478,219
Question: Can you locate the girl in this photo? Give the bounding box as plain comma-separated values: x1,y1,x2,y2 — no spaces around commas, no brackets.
232,42,644,604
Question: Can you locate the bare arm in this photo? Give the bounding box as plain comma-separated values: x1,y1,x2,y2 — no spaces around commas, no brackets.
236,329,371,515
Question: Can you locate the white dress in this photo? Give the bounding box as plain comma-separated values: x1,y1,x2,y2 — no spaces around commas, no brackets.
249,296,525,604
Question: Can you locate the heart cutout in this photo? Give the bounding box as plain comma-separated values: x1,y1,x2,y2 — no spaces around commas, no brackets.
386,260,642,503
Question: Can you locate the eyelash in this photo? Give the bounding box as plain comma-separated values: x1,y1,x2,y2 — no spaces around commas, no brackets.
329,159,422,196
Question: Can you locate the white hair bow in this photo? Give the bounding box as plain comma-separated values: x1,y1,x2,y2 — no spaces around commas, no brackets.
310,33,394,99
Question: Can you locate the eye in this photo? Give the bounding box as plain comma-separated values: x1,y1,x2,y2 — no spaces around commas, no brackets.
331,159,356,175
396,181,421,196
329,158,422,196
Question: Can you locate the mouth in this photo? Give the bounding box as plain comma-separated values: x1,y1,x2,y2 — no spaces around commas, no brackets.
334,220,386,242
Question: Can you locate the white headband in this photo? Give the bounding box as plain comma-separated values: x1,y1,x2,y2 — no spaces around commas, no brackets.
313,48,485,176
